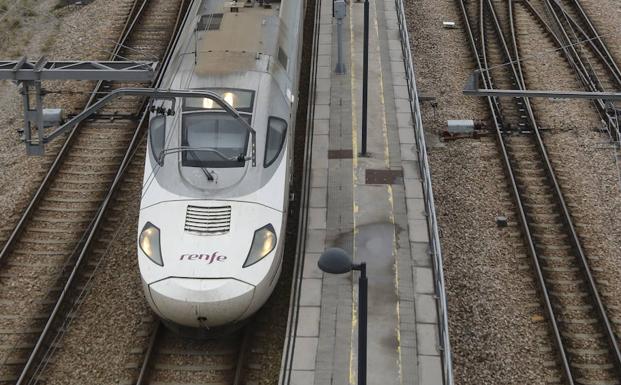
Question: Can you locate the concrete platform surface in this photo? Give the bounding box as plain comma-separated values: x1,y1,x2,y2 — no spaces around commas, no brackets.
284,0,445,383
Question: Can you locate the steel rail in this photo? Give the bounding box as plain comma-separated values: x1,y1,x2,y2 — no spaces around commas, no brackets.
520,1,621,376
549,4,621,88
519,0,618,144
232,328,251,385
456,0,574,382
484,2,583,377
0,0,148,262
85,0,149,108
516,0,621,376
464,0,621,381
541,0,620,140
134,321,161,385
115,0,152,62
12,1,192,383
278,0,321,380
135,323,251,385
509,6,621,373
564,0,621,85
509,0,621,377
541,0,601,93
520,1,594,92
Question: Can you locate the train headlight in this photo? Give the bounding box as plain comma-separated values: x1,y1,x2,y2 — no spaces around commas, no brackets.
243,224,276,268
139,222,163,266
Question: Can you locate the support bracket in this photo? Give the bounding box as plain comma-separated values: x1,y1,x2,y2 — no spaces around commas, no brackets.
463,70,621,101
20,87,258,166
1,57,157,155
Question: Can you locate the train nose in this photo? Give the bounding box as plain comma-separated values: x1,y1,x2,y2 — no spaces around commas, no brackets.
148,278,255,328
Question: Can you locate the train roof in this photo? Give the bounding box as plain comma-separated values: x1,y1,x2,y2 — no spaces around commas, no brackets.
195,5,278,75
192,0,280,76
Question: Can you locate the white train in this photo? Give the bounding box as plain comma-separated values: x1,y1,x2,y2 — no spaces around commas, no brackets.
137,0,304,335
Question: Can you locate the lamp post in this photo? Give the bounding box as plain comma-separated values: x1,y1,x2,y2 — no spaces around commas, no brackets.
318,248,367,385
360,0,369,156
334,0,347,74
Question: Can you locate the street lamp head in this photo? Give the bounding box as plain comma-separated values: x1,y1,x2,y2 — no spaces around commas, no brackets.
318,247,353,274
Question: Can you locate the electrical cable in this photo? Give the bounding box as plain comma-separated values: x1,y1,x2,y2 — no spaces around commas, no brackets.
481,30,621,75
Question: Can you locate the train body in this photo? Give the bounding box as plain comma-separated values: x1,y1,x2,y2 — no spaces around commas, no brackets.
137,0,304,334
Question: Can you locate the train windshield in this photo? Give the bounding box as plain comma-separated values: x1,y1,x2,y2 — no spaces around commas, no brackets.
184,89,254,113
180,112,250,168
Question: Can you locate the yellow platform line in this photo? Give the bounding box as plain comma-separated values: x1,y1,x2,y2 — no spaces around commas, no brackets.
347,0,403,383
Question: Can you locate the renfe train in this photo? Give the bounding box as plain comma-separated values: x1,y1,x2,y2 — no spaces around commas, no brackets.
137,0,304,335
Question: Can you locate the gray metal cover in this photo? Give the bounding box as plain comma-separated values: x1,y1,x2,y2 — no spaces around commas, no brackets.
447,119,475,133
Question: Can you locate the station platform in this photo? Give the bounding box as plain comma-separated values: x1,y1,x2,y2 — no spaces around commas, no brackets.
280,0,450,384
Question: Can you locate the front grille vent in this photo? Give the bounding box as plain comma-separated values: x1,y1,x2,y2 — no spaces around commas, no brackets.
184,205,231,235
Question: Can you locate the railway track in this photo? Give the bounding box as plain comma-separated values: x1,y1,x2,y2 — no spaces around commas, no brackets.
526,0,621,190
0,0,319,381
458,0,621,383
122,289,283,385
518,0,621,142
0,0,188,383
122,0,324,381
126,322,257,385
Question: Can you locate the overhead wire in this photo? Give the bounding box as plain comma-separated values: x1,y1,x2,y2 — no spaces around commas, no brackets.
0,0,25,23
480,29,620,75
138,14,211,203
3,1,191,380
549,1,621,189
104,37,160,61
27,126,153,384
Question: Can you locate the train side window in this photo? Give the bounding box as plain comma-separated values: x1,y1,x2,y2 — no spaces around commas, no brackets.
150,116,166,165
264,117,287,167
277,47,288,70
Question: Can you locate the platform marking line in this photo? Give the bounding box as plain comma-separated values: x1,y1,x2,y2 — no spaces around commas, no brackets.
389,185,404,385
372,0,391,170
347,0,403,382
371,0,403,381
349,1,359,384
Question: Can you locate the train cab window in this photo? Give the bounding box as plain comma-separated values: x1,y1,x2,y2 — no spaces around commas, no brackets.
149,116,166,165
181,112,249,168
264,117,287,167
184,89,255,113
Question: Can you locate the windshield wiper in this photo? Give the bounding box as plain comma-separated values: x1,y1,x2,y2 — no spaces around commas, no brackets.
187,150,215,181
236,153,251,162
160,147,249,162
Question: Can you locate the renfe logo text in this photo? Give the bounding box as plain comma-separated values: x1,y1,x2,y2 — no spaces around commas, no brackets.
179,252,227,264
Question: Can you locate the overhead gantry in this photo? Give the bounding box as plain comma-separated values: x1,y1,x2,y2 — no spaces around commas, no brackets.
0,57,156,155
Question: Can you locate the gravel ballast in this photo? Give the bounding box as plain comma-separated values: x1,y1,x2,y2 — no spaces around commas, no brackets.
0,0,132,243
15,0,301,382
405,0,621,382
515,1,621,341
404,0,559,383
38,166,153,385
577,0,621,66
